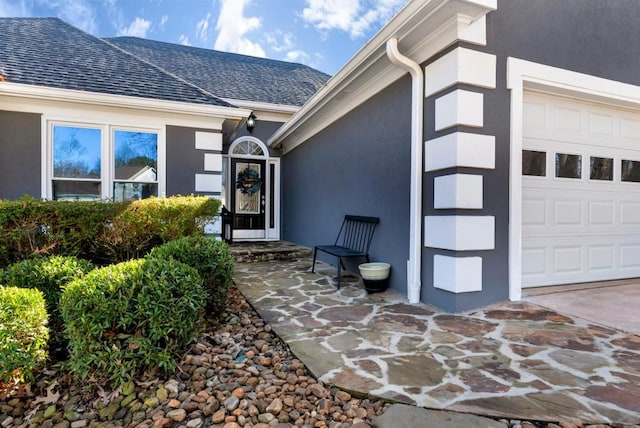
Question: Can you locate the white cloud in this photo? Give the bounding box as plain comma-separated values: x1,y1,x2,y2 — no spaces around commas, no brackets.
214,0,265,58
195,12,211,41
159,14,168,30
285,50,309,63
117,17,151,37
265,29,295,53
301,0,407,38
178,34,191,46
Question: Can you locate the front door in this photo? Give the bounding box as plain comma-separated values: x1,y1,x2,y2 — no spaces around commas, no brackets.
231,158,265,239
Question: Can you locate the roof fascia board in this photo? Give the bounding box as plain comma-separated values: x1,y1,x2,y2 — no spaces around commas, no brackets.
0,82,250,120
268,0,496,151
222,98,299,123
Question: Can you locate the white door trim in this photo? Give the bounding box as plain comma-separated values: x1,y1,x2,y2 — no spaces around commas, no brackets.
507,57,640,301
227,136,280,241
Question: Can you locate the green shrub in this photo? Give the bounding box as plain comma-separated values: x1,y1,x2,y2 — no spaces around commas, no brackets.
60,258,207,386
148,236,234,310
1,256,94,346
0,196,220,267
97,196,220,263
0,287,49,382
0,200,120,267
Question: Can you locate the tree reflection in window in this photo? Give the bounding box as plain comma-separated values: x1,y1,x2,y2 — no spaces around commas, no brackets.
555,153,582,179
590,157,613,181
53,126,101,179
113,130,158,201
622,160,640,183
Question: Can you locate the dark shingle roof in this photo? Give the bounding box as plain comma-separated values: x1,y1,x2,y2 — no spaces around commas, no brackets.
106,37,330,107
0,18,232,107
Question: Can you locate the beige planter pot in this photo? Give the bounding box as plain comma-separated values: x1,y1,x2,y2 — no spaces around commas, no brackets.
358,262,391,293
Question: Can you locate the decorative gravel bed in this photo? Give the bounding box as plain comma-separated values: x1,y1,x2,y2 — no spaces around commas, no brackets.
0,286,387,428
1,284,635,428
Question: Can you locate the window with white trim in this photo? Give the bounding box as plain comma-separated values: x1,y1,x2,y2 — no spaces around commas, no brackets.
50,123,160,201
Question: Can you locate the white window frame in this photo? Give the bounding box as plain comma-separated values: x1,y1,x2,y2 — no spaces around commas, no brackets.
45,120,165,200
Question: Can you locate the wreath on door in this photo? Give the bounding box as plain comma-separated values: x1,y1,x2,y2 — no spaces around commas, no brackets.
236,167,262,195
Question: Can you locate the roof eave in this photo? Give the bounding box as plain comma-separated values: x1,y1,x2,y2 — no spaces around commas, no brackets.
0,81,251,120
267,0,497,152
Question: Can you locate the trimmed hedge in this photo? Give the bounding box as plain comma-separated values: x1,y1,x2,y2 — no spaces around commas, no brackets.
0,196,220,266
60,258,207,386
147,236,234,310
0,287,49,382
1,256,94,346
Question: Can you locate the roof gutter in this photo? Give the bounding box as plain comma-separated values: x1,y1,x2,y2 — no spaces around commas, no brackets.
386,38,423,304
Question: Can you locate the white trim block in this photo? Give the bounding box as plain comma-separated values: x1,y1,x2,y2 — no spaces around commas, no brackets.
435,90,484,130
425,132,495,171
195,131,222,151
425,215,495,251
195,174,222,193
434,174,483,209
434,255,483,293
204,153,222,172
425,47,496,97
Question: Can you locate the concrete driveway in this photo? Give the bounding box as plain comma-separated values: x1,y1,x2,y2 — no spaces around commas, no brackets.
526,281,640,336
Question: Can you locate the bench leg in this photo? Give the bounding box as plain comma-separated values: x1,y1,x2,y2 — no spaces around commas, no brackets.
336,257,342,290
311,247,318,273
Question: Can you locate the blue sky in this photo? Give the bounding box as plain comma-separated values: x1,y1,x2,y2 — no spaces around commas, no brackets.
0,0,409,75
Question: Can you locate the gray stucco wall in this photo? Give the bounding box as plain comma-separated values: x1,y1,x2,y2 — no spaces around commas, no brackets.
425,0,640,311
0,111,41,200
230,120,283,158
166,125,221,196
281,77,412,293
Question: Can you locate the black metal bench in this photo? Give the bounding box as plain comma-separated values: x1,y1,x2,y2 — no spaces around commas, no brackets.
311,215,380,289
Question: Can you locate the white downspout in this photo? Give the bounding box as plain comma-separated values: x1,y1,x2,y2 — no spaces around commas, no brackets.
386,38,423,304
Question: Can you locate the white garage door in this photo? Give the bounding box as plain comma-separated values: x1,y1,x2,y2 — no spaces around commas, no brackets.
522,91,640,287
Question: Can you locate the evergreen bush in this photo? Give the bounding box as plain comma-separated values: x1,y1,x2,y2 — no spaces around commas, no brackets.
147,236,234,310
0,287,49,382
1,256,94,346
60,258,207,386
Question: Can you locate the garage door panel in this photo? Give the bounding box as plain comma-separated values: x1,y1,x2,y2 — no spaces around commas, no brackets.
522,199,546,226
523,92,640,287
588,245,615,271
554,246,582,273
555,200,582,226
588,202,615,225
620,202,640,224
620,245,640,268
589,112,614,136
554,106,583,135
522,247,546,276
621,117,640,140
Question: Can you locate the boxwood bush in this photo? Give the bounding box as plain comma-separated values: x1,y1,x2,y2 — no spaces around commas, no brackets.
96,196,221,263
0,196,220,266
1,256,94,346
147,236,234,310
60,257,207,386
0,287,49,382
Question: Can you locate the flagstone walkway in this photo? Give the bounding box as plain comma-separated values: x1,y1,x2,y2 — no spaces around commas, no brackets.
233,259,640,425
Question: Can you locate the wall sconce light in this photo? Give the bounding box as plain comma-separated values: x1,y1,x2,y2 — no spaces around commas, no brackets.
246,112,256,133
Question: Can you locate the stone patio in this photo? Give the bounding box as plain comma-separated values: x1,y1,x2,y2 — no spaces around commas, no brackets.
233,256,640,425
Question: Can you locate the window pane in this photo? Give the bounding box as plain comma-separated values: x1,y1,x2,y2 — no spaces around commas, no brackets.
53,180,101,201
231,140,265,156
622,160,640,183
114,130,158,180
113,182,158,201
53,125,101,178
522,150,546,176
555,153,582,179
590,157,613,181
